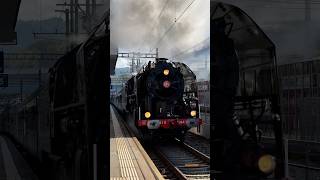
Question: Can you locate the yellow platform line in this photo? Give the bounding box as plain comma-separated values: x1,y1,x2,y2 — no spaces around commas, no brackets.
111,107,140,180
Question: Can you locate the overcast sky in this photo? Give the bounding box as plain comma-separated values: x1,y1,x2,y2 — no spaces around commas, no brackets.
18,0,63,20
16,0,320,68
111,0,210,69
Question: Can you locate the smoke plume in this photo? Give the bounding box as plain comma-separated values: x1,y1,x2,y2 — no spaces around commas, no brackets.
110,0,210,58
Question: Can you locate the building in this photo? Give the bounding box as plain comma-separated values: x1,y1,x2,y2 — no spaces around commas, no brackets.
110,74,131,96
278,57,320,141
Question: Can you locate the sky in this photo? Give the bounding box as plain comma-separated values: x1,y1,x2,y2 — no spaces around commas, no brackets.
18,0,64,20
110,0,210,73
14,0,210,80
15,0,320,72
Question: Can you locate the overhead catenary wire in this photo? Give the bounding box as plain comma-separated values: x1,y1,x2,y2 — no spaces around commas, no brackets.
151,0,198,52
137,0,170,52
158,0,170,20
39,0,42,32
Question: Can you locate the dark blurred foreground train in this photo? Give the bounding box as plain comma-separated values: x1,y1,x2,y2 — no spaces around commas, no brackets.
112,58,202,141
211,1,286,180
0,12,109,180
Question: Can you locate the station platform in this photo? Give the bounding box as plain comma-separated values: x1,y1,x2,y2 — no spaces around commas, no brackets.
110,105,163,180
0,135,38,180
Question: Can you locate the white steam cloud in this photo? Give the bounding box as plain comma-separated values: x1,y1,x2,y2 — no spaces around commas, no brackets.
110,0,210,59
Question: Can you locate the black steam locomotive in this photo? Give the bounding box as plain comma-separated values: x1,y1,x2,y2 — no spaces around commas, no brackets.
113,58,202,140
211,2,285,180
0,12,109,180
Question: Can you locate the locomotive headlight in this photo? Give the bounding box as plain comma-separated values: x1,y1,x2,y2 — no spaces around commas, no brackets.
258,154,276,174
190,110,197,117
163,69,170,76
145,112,151,119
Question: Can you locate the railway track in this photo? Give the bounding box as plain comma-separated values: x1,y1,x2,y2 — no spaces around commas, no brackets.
113,105,210,179
184,132,210,157
146,150,178,180
147,139,210,180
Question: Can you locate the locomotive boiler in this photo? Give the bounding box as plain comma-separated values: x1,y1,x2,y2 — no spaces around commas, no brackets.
114,58,202,141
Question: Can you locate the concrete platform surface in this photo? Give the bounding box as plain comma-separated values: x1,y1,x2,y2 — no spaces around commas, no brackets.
110,105,163,180
0,136,38,180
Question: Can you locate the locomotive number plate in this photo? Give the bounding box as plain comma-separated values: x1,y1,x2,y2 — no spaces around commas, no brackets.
147,120,160,129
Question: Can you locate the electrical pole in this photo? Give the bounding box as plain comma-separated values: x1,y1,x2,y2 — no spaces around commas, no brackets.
75,0,79,34
92,0,96,17
54,1,103,35
305,0,311,21
86,0,90,16
66,9,70,35
305,0,311,60
131,58,135,73
33,1,103,39
20,79,23,102
38,69,42,87
70,0,74,33
156,48,159,58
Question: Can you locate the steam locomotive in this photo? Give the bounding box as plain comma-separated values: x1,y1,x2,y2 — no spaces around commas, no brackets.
211,2,285,180
113,58,202,140
0,12,109,180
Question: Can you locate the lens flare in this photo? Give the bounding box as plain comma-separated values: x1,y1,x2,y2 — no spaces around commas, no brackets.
190,110,197,117
258,154,276,174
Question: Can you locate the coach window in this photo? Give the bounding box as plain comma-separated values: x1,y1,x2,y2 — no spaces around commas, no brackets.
296,89,302,99
296,63,302,75
303,88,310,97
313,61,320,74
313,87,318,97
289,64,294,76
313,61,318,73
282,89,288,99
303,62,307,75
313,74,317,87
